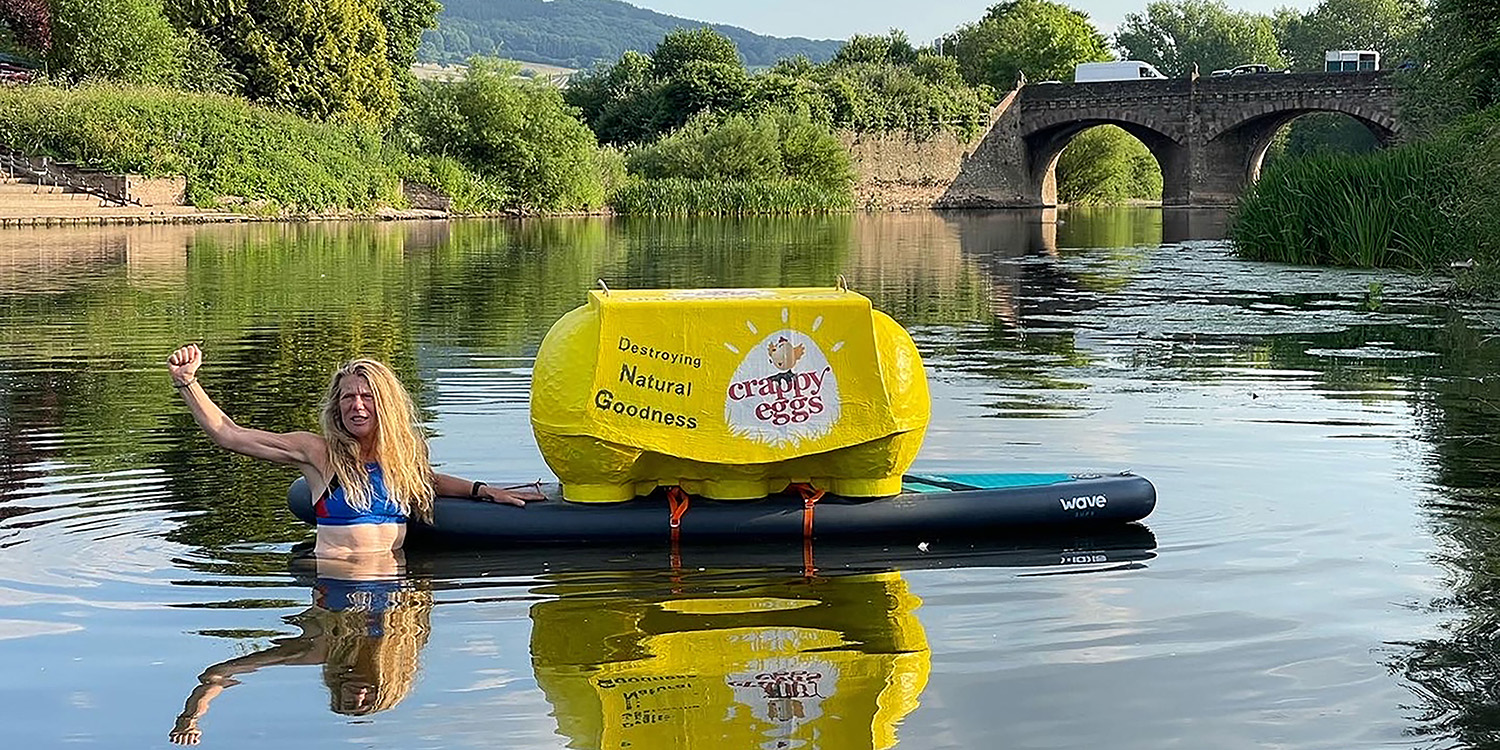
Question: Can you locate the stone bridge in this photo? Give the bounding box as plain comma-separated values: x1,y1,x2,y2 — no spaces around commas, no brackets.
939,71,1403,208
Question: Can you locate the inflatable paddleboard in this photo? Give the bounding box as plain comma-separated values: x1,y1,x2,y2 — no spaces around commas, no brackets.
288,472,1155,544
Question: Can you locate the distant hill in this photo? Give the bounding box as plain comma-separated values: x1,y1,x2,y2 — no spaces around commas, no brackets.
418,0,845,70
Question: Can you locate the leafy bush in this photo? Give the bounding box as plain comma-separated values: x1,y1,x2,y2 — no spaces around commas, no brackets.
400,154,508,214
1444,107,1500,274
399,57,607,212
625,109,855,190
810,57,993,138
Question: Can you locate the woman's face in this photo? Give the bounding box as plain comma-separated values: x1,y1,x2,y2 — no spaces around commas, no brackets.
337,678,380,715
338,374,378,441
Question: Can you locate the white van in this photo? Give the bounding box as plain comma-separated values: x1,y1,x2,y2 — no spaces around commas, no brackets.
1074,61,1168,82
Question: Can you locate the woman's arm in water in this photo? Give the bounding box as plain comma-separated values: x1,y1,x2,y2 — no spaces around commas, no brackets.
166,344,325,472
169,635,325,744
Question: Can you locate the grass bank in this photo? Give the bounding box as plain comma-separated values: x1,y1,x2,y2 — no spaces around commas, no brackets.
0,83,407,213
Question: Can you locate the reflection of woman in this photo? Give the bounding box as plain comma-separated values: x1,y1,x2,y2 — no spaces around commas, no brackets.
165,345,539,558
169,556,432,745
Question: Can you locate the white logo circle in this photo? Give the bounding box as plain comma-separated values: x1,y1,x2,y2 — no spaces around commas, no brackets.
723,330,840,447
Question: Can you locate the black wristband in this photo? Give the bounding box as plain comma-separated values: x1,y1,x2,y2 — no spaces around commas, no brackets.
471,481,487,498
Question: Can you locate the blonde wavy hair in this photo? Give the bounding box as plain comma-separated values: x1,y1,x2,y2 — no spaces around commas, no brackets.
318,359,435,524
316,586,434,715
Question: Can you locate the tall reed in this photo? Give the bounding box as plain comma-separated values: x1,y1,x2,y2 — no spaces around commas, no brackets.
1230,144,1464,268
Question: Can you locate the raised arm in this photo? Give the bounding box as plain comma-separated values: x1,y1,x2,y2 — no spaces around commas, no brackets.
167,345,325,470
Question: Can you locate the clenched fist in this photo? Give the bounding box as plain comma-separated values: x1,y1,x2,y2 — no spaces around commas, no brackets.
167,344,203,386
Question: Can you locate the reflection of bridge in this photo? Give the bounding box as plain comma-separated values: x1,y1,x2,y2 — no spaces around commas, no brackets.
941,72,1403,208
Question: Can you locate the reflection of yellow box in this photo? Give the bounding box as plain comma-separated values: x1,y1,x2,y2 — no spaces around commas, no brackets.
531,287,930,502
530,571,930,750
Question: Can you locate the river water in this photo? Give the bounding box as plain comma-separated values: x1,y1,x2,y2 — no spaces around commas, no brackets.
1,208,1497,748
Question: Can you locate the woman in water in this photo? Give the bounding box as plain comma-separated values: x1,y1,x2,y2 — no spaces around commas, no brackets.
166,344,540,558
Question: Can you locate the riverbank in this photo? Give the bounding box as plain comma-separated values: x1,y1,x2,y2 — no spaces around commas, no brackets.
0,207,454,229
0,176,456,228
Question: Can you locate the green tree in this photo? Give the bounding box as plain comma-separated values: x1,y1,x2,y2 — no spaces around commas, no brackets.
748,58,836,125
651,28,750,132
378,0,442,75
1115,0,1284,77
566,50,663,145
46,0,186,85
819,58,990,135
402,57,606,211
1423,0,1500,112
1278,113,1379,158
832,30,920,68
566,29,752,145
650,27,742,77
657,58,750,131
170,0,399,124
940,0,1111,89
626,108,853,188
570,26,990,145
1279,0,1422,72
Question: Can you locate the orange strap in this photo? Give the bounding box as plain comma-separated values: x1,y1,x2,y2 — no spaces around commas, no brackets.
788,484,825,577
789,483,825,538
667,486,691,532
666,486,693,575
666,485,691,569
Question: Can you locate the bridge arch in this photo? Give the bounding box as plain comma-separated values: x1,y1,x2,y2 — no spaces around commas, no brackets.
1206,106,1402,189
1021,118,1187,206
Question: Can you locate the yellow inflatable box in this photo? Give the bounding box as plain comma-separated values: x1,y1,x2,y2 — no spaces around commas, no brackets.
531,286,930,502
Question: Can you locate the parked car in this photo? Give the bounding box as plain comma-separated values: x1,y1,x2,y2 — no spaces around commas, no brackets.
1230,63,1280,75
1210,68,1233,77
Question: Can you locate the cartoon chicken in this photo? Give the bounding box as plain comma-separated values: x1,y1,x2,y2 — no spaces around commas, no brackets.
767,336,805,385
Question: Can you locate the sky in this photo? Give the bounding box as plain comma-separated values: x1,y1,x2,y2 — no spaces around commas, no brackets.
629,1,1319,43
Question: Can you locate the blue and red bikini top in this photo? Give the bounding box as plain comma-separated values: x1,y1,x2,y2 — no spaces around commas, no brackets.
313,463,407,526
